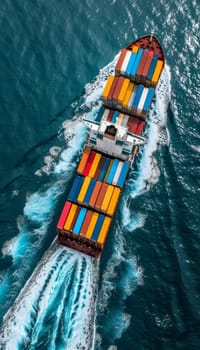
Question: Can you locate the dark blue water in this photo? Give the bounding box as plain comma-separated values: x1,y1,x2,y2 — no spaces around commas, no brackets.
0,0,199,349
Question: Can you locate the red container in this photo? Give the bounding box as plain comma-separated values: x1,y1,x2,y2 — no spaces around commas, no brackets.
108,77,118,101
115,49,127,73
127,117,139,134
135,121,145,135
94,156,106,180
112,77,125,101
57,201,72,230
107,110,115,122
83,151,96,176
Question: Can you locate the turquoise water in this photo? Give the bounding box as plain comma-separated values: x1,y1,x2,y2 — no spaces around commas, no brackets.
0,0,199,349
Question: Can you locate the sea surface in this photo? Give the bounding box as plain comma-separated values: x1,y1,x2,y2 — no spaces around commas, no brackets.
0,0,199,349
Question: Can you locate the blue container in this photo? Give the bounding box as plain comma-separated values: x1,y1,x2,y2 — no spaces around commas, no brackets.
132,85,144,109
73,208,87,234
131,48,143,78
84,178,96,204
96,107,104,122
98,157,110,182
106,159,119,184
68,176,82,202
117,162,129,187
143,87,155,111
126,52,137,77
91,214,105,241
111,111,119,123
147,54,158,80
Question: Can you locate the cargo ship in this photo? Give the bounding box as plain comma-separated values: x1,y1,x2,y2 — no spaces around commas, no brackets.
57,35,165,258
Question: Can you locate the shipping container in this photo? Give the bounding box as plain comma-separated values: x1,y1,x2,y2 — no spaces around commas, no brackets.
127,117,139,134
132,45,139,53
96,107,104,122
98,157,110,182
111,111,120,124
141,51,154,82
115,48,127,73
57,201,72,230
117,78,130,105
70,206,81,231
104,159,113,182
127,86,138,110
101,185,114,212
85,212,99,239
122,82,134,108
77,148,91,174
113,77,125,101
79,210,93,236
137,87,149,113
77,176,91,203
132,85,144,109
102,75,115,101
68,176,83,202
121,114,129,127
152,60,164,84
143,87,155,112
106,159,119,184
116,113,124,126
108,77,119,101
107,187,121,216
120,51,132,75
135,120,145,136
94,156,105,180
147,54,158,81
88,152,102,178
131,48,144,77
102,108,110,121
83,151,96,176
126,52,137,77
89,181,102,207
112,161,124,185
117,161,129,187
84,178,96,204
91,214,105,241
135,49,149,81
73,207,87,235
97,216,111,244
64,203,78,231
107,109,115,122
95,183,108,209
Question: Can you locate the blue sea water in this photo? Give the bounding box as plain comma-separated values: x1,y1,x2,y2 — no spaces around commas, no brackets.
0,0,199,349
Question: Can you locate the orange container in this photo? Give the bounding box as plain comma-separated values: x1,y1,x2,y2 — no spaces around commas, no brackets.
79,210,93,236
95,183,108,210
85,212,99,239
108,77,119,100
97,216,112,244
102,75,115,100
89,181,102,207
115,49,127,72
112,77,125,101
77,148,91,174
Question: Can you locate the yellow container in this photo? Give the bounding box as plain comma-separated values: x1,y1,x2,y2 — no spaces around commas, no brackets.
122,82,134,107
97,216,111,244
104,159,113,182
152,60,163,84
116,113,124,126
102,76,115,100
101,185,114,212
85,212,99,239
118,78,130,103
132,45,138,53
77,176,91,203
107,187,121,216
88,153,102,178
64,203,78,231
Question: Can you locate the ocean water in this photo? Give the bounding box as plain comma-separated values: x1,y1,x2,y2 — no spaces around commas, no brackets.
0,0,199,349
